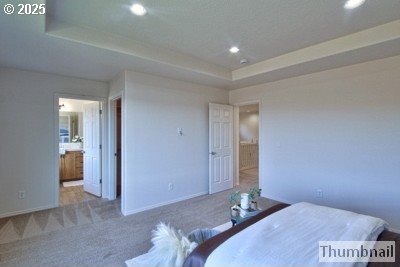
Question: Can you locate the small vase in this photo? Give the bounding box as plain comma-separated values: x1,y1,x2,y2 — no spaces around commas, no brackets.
231,207,239,217
250,201,257,210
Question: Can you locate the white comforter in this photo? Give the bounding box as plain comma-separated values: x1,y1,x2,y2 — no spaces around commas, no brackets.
205,202,387,267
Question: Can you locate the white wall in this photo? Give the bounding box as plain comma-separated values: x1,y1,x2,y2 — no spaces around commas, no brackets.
109,71,125,98
239,112,259,142
0,68,108,217
106,73,125,201
59,98,92,112
122,70,228,214
230,55,400,230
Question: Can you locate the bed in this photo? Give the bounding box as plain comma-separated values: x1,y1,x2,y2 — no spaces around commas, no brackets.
183,203,400,267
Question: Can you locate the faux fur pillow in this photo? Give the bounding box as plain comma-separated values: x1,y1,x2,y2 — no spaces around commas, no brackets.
146,222,198,267
126,223,221,267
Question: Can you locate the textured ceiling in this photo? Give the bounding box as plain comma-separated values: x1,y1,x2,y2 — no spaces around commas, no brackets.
0,0,399,90
47,0,400,69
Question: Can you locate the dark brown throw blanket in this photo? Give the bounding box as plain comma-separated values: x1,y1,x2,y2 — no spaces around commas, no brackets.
183,204,400,267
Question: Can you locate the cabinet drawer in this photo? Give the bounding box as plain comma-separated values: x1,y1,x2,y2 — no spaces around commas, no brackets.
76,167,84,178
75,152,83,167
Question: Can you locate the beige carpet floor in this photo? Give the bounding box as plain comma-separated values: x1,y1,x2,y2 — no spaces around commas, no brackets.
0,193,119,245
0,171,277,267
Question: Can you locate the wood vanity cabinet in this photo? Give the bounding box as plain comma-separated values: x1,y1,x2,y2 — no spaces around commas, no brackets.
60,151,84,181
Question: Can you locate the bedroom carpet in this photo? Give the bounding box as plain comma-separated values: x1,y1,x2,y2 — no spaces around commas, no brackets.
0,197,121,245
1,173,277,267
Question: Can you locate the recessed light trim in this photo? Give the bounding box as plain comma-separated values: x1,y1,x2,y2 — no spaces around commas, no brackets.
344,0,366,9
229,46,240,54
130,3,147,16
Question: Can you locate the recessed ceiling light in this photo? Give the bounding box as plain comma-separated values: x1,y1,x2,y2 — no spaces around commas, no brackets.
229,46,240,54
344,0,366,9
130,3,147,16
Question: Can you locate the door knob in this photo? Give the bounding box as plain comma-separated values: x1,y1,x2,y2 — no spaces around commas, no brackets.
209,151,217,155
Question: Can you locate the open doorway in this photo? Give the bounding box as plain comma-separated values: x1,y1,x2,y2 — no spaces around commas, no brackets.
58,98,102,206
237,104,259,191
109,97,122,201
115,98,122,197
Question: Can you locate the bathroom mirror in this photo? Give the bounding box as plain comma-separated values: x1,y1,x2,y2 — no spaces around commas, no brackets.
59,112,83,143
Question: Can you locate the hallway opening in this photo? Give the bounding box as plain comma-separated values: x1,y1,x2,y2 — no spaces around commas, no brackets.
237,104,259,191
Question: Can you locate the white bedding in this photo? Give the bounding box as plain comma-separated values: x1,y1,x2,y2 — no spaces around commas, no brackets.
205,202,387,267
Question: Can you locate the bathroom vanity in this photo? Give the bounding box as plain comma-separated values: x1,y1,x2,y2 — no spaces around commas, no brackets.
59,150,84,181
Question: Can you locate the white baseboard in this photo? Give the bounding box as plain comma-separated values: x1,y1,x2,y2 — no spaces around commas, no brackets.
0,204,57,219
122,191,208,216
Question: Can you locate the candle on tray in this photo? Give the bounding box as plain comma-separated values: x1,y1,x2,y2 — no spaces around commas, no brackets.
241,193,249,210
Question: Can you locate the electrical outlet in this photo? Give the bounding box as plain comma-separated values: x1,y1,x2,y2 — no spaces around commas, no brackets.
18,191,26,199
316,189,323,198
177,128,183,136
168,183,174,191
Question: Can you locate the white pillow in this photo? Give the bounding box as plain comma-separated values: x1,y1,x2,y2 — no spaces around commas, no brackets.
126,223,224,267
130,223,198,267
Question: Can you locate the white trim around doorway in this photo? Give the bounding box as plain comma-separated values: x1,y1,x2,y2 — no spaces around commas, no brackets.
53,93,108,207
108,92,125,214
232,100,262,188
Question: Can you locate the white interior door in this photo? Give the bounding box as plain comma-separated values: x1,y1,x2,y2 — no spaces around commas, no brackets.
83,102,101,197
209,103,234,194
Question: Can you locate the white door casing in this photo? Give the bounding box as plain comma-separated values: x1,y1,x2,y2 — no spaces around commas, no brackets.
209,103,234,194
83,102,102,197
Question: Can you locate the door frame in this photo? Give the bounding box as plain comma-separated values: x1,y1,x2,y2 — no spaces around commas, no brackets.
108,92,125,213
232,100,262,187
53,93,108,207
